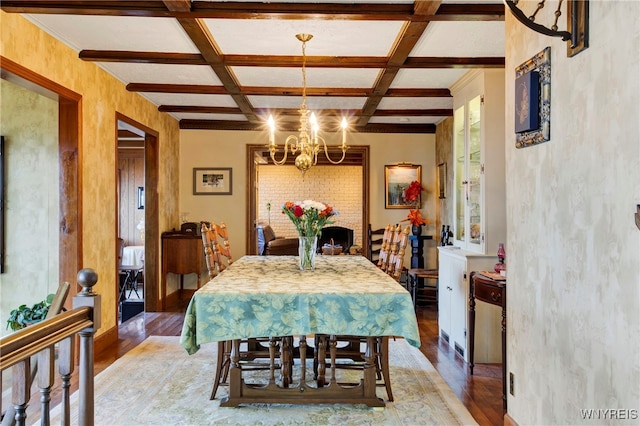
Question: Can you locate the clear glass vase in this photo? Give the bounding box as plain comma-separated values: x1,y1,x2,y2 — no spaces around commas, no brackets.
298,236,318,270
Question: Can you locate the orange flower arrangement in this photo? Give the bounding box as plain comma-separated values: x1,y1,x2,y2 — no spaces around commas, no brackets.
405,209,427,227
402,180,427,227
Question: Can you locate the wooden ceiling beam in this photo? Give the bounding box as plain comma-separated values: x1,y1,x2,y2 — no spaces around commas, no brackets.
179,119,436,134
357,0,442,126
158,106,243,114
163,0,259,122
158,105,453,118
126,83,227,94
79,50,505,69
79,50,207,65
2,1,503,21
127,83,451,98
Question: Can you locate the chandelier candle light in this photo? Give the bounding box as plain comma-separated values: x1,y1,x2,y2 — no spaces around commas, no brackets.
267,34,349,175
282,200,337,270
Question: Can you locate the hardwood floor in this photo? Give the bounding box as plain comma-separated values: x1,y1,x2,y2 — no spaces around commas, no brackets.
93,300,504,425
15,299,501,424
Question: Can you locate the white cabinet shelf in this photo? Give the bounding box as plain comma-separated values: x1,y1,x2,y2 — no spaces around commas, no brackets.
450,69,506,254
437,247,502,363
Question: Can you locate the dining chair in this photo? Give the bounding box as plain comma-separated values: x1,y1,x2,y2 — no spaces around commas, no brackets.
212,222,233,271
406,231,440,310
313,225,408,402
367,224,386,263
201,221,285,399
376,224,395,272
386,225,410,282
201,223,219,280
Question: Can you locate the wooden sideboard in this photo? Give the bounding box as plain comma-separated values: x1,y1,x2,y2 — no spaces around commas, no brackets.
469,271,507,411
161,232,204,310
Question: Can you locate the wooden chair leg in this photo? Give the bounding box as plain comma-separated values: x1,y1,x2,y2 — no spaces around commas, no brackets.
210,340,229,400
379,336,393,401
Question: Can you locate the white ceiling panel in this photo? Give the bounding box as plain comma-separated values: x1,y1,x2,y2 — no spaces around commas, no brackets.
171,113,248,121
233,67,380,88
392,69,469,89
204,19,405,56
25,15,198,53
378,97,453,109
140,93,238,108
13,1,506,133
97,63,221,86
412,21,505,57
369,116,444,124
249,95,366,110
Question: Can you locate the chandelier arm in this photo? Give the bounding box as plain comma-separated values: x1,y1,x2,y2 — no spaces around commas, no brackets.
321,139,349,165
269,135,299,166
286,135,299,154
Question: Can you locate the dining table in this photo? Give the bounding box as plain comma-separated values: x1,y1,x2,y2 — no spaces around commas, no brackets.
180,255,420,407
122,245,144,268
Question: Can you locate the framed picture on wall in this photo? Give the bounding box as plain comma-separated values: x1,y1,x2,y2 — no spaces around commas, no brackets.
193,167,232,195
437,162,447,199
384,164,421,209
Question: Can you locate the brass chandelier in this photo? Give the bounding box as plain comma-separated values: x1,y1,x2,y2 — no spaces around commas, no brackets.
267,33,349,175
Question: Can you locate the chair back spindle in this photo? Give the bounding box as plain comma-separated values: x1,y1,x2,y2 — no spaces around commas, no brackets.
387,225,410,282
377,224,394,271
201,223,219,279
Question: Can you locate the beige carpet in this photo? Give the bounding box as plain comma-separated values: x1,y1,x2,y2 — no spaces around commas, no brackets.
49,336,478,425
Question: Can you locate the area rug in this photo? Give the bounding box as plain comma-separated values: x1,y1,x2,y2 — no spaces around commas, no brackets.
49,336,478,425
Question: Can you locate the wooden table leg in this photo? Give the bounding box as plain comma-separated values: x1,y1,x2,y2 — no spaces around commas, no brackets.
222,339,241,404
468,278,476,375
363,337,377,399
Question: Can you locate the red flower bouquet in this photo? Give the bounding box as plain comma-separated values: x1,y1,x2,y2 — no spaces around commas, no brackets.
282,200,336,237
402,180,427,227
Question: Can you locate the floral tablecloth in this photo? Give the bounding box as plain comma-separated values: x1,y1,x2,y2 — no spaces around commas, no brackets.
180,255,420,355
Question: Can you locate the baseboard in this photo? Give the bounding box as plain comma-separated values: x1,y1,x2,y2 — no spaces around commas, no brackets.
95,324,118,356
164,289,195,310
504,412,519,426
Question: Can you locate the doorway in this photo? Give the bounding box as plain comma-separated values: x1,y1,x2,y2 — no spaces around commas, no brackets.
115,113,160,319
246,144,370,256
0,57,81,316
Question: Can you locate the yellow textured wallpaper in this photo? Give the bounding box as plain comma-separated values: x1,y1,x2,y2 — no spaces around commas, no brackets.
1,11,180,337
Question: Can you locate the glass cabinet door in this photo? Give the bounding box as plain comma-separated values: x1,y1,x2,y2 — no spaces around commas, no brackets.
467,95,482,251
454,106,466,243
453,94,483,252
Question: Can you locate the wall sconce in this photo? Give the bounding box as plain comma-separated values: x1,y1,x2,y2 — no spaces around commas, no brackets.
505,0,588,57
137,186,144,210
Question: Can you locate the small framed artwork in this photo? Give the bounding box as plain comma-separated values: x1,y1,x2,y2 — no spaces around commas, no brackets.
515,46,551,148
384,164,421,209
193,167,232,195
437,162,447,199
514,70,539,133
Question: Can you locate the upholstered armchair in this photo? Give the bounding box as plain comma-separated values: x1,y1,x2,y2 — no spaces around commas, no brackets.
259,225,299,256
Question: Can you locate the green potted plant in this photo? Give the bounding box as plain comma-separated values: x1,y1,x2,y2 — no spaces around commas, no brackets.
6,294,54,331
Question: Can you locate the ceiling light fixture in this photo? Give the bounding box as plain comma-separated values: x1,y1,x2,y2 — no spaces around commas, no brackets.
267,33,349,176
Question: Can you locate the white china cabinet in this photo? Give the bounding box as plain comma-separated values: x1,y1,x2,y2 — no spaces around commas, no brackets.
438,247,502,363
451,69,506,254
438,69,506,363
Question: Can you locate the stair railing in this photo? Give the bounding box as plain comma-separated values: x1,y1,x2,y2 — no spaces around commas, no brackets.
0,268,100,426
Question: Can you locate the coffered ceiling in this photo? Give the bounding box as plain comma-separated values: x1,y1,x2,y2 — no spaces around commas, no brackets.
3,0,506,134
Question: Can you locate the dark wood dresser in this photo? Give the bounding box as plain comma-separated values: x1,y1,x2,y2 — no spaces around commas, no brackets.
469,271,507,411
161,232,204,309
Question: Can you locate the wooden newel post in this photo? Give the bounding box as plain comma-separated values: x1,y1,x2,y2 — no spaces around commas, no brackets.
73,268,100,426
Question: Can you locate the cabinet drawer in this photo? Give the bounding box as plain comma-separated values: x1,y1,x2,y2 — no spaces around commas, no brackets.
474,281,503,305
